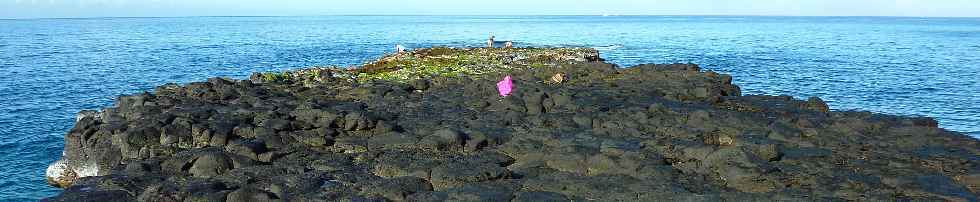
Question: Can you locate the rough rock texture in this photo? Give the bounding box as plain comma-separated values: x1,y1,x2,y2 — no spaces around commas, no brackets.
45,48,979,201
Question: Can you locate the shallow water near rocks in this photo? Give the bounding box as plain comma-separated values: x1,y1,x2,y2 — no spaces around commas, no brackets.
0,16,978,200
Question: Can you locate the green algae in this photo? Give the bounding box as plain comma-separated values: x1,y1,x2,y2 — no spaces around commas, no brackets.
254,47,600,85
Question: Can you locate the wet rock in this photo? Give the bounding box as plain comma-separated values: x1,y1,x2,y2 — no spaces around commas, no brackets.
42,188,132,202
523,91,546,115
513,191,572,202
550,92,574,110
262,118,291,131
232,125,256,139
430,161,510,190
572,115,593,128
368,132,418,150
208,128,231,147
959,173,980,193
420,128,468,151
408,181,519,202
780,147,832,160
290,130,332,147
704,132,736,146
225,139,268,160
899,175,978,201
189,152,234,178
357,177,432,201
906,117,940,128
463,132,490,152
76,110,103,123
160,124,192,148
805,97,830,113
410,79,430,91
342,112,375,131
45,159,76,188
373,152,439,179
226,186,282,202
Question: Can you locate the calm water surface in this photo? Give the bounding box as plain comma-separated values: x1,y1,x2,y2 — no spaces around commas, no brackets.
1,16,978,200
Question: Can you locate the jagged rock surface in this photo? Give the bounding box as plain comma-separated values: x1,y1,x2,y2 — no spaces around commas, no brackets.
45,51,979,201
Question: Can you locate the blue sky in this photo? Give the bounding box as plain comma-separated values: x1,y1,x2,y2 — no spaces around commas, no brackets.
2,0,979,19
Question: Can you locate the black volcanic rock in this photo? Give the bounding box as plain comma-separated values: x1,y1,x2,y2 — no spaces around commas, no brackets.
43,48,979,201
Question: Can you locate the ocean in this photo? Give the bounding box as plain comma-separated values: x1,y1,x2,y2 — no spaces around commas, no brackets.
0,16,978,200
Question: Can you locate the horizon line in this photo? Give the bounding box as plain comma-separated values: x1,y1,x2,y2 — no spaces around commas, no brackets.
4,14,980,20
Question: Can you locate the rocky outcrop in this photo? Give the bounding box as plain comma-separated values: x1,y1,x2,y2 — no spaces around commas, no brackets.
44,48,979,201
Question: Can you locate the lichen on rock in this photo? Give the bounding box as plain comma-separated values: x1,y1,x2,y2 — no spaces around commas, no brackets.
248,47,600,85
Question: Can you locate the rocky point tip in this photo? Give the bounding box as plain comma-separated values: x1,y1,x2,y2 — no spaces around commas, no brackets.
44,47,980,201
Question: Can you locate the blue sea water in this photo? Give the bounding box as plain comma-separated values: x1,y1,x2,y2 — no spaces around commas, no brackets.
0,15,978,200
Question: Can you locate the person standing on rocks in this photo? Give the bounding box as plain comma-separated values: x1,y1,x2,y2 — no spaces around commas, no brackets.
487,33,514,48
395,44,406,54
487,34,495,48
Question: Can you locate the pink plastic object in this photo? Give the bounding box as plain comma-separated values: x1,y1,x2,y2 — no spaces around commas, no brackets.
497,76,513,97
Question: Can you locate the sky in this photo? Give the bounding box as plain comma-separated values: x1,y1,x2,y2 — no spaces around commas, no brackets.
2,0,980,19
